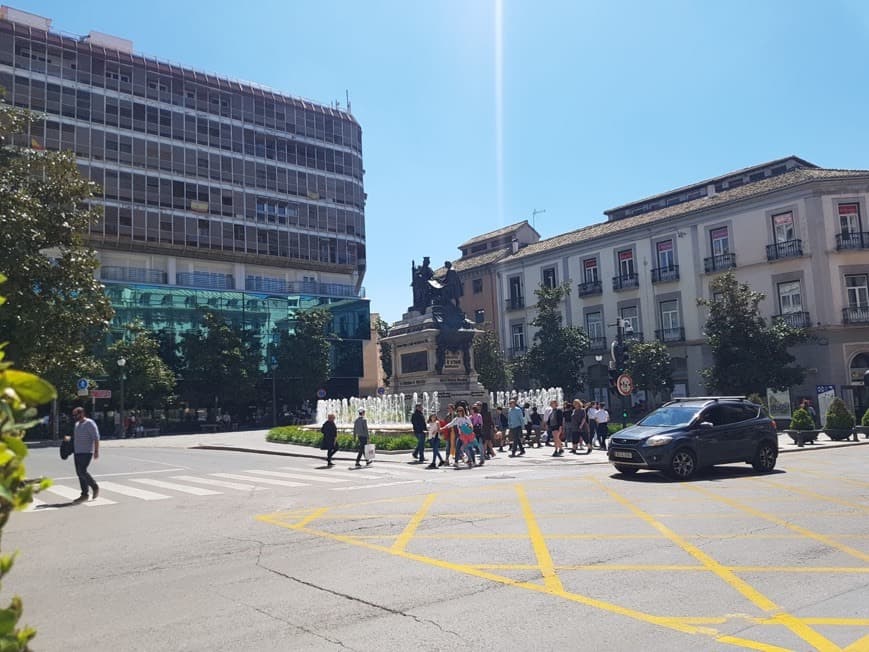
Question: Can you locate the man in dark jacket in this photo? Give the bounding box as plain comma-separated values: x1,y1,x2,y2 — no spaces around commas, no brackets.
320,413,338,467
411,403,427,464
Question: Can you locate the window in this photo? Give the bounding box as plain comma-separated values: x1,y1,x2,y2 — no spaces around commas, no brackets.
583,258,598,283
542,267,557,289
846,274,869,308
618,249,635,277
472,278,483,294
620,306,639,333
656,240,674,269
510,323,525,351
777,281,802,314
585,312,603,339
772,211,794,243
660,300,680,330
838,203,862,235
710,226,729,255
509,276,522,301
474,309,485,324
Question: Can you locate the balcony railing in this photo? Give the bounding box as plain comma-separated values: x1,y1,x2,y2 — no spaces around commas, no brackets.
704,252,737,273
505,297,525,311
506,346,527,360
101,266,168,285
244,277,363,298
176,272,235,290
766,239,803,260
836,231,869,250
612,273,639,291
650,266,680,283
588,336,607,352
843,306,869,324
655,327,685,343
577,280,602,297
773,311,811,329
624,331,644,343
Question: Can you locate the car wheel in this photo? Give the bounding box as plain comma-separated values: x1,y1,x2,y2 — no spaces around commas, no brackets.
751,441,777,473
614,464,638,475
668,448,697,481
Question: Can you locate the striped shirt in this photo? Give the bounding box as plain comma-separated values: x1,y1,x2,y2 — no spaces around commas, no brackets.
73,417,100,454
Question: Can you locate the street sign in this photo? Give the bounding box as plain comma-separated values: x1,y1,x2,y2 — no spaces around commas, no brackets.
90,389,112,399
316,388,327,399
77,378,89,397
377,387,386,396
616,374,635,397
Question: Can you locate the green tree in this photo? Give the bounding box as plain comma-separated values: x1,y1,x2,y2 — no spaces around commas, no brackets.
526,283,589,396
0,275,56,650
105,322,176,411
623,340,673,409
374,317,392,387
179,310,262,415
0,102,114,396
473,329,512,392
273,308,331,407
698,272,807,395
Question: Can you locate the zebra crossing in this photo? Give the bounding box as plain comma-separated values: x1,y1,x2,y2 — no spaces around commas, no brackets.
23,463,423,513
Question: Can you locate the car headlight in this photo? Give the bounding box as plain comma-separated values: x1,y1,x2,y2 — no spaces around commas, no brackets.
645,435,673,447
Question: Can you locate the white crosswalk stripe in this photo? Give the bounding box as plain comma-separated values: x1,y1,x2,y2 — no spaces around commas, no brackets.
98,481,170,501
43,484,117,506
210,473,307,487
243,469,346,484
279,466,366,480
130,478,222,496
330,480,421,492
171,475,264,491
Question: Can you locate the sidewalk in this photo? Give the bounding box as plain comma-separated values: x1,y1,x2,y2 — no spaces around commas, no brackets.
29,428,868,463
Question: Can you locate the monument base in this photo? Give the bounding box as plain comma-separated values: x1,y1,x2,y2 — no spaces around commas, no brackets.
382,309,486,406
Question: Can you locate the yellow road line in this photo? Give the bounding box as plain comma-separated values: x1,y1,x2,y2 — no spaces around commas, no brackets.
292,507,330,529
757,478,869,512
687,484,869,564
516,483,564,593
844,634,869,652
716,635,792,651
391,493,437,553
593,479,841,652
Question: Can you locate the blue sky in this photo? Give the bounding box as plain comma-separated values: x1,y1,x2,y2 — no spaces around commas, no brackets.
14,0,869,323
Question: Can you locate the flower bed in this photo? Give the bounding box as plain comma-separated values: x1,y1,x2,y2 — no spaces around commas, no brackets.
267,425,417,451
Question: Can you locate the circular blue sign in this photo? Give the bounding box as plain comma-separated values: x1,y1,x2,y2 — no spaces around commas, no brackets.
377,387,386,396
77,378,88,390
316,388,327,399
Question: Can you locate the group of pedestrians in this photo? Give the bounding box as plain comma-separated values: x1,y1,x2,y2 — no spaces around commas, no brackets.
321,399,612,469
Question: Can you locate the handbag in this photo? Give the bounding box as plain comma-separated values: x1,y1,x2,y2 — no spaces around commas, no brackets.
60,437,74,460
364,443,376,461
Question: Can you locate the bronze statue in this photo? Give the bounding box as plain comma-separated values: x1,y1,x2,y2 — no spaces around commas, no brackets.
410,257,434,312
440,260,462,309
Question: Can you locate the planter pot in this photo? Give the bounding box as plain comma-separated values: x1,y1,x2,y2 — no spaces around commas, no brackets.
783,429,820,446
823,428,855,442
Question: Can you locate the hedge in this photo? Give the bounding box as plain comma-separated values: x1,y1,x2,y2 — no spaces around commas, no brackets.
267,426,417,451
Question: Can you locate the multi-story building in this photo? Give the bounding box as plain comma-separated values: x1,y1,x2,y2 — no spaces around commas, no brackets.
467,156,869,416
0,6,370,399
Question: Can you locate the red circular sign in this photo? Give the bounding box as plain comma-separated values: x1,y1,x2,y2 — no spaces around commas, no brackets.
616,374,634,397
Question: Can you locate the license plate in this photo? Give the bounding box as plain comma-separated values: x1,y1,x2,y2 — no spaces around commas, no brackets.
613,451,633,459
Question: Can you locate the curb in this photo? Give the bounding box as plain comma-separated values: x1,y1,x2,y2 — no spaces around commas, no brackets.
778,439,869,454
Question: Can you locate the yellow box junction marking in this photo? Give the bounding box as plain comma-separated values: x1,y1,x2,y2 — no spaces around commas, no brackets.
257,476,868,651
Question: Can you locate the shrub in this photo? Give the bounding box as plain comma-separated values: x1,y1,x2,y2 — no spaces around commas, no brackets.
788,408,814,431
861,408,869,427
267,426,417,451
825,398,854,430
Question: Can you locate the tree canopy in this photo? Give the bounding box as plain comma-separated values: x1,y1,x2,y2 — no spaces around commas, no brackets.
473,329,512,392
273,308,331,407
104,322,176,411
698,272,807,395
526,283,589,396
0,102,113,395
623,340,673,409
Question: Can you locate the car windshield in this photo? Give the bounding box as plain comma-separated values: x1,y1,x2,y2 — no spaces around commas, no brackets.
637,406,699,427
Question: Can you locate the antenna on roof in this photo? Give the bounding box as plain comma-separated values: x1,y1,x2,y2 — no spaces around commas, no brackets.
346,90,351,113
531,208,546,230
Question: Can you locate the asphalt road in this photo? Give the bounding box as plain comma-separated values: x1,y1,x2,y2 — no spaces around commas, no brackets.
6,439,868,651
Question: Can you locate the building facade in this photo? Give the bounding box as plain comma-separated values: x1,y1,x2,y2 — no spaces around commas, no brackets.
464,157,869,416
0,6,370,398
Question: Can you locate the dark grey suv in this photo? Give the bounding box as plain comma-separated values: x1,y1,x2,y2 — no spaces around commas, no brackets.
607,397,778,480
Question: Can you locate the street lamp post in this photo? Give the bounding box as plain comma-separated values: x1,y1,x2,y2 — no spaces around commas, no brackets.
117,357,126,438
271,356,278,427
594,354,603,405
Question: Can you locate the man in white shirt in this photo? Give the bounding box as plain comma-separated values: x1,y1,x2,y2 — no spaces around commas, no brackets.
587,403,599,446
595,404,610,451
71,407,100,502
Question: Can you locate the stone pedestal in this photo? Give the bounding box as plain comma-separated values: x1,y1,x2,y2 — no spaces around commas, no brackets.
382,308,485,404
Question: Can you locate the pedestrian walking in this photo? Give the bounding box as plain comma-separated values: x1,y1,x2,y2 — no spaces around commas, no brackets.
529,406,542,447
596,404,610,451
568,399,588,454
587,402,599,445
507,398,525,457
470,404,485,466
354,408,372,467
71,407,100,502
320,413,339,466
443,404,457,465
411,403,427,464
496,406,508,452
480,402,496,459
443,406,475,468
547,399,564,456
426,414,445,468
